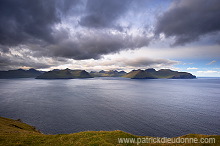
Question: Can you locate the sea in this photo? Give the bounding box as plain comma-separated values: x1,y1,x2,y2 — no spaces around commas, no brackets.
0,77,219,137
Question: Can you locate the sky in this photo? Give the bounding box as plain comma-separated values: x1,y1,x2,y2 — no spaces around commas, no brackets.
0,0,220,77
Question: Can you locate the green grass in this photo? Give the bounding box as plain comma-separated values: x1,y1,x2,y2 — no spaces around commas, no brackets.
0,117,219,145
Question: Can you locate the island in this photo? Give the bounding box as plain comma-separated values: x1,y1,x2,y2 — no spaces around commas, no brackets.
123,68,196,79
0,68,42,79
36,68,93,79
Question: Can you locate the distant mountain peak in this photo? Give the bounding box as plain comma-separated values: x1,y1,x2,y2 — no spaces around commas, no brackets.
145,68,156,72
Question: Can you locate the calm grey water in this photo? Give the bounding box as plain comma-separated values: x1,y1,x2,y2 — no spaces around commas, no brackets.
0,77,220,137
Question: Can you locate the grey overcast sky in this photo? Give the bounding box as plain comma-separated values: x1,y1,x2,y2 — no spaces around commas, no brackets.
0,0,220,76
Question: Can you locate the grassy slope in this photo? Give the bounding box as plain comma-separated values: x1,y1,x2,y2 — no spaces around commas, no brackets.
0,117,219,146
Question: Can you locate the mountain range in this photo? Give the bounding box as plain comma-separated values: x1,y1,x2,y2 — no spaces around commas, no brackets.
0,68,196,79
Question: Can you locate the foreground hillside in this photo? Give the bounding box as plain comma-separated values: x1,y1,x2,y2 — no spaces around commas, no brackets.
124,68,196,79
0,117,219,145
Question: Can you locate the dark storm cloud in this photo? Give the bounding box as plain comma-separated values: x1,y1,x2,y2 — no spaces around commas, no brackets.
45,30,152,60
0,0,79,46
0,0,151,61
155,0,220,46
0,45,9,53
79,0,132,29
0,0,56,45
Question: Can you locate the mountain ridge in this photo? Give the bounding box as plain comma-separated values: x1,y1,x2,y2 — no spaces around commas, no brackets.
0,68,196,79
36,68,93,79
0,68,42,78
123,68,196,79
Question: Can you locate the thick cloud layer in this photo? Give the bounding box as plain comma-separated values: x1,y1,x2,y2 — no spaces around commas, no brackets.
0,0,151,61
155,0,220,45
0,0,81,45
79,0,132,29
0,0,57,45
0,0,219,70
45,29,151,60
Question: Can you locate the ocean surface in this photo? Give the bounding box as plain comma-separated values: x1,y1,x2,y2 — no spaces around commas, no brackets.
0,77,220,137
